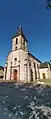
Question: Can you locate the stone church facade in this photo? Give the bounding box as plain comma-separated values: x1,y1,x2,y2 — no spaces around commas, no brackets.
3,26,41,83
3,26,51,82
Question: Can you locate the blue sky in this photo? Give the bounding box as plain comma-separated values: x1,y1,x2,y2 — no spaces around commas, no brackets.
0,0,51,66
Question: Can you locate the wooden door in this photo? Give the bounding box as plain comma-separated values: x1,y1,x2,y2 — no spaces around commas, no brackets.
42,73,46,79
14,69,17,81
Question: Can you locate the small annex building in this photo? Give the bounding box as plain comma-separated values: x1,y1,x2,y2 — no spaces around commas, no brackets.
39,62,51,79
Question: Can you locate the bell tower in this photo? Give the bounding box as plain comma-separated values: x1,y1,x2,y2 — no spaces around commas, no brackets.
12,25,28,52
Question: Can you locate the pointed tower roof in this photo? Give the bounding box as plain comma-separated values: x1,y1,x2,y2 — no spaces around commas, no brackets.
12,25,28,42
17,25,23,35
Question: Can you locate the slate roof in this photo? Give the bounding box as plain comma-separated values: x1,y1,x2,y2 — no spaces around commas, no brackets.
28,52,41,63
39,63,48,68
39,61,51,69
12,25,28,42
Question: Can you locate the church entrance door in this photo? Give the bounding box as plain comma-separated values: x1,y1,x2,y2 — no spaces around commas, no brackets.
14,69,17,81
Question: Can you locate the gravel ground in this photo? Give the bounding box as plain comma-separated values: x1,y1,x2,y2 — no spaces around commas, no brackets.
0,82,51,119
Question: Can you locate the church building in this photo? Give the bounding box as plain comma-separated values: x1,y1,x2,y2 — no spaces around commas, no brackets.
3,26,51,82
3,26,41,83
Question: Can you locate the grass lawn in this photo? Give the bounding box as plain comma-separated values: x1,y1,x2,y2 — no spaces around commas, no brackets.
33,79,51,87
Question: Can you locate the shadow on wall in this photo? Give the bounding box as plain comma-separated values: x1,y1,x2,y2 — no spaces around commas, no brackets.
31,68,37,82
31,69,33,82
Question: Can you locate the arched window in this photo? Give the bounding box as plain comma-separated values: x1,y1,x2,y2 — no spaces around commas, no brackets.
33,63,37,80
14,58,17,61
34,63,35,68
24,64,28,81
31,69,33,82
23,40,25,45
16,38,18,44
37,64,39,68
23,40,25,50
15,47,17,50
